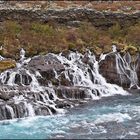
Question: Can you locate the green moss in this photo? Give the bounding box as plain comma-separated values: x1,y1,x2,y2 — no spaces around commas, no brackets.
51,78,59,86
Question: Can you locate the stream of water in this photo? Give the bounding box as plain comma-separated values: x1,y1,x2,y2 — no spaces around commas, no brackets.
0,93,140,139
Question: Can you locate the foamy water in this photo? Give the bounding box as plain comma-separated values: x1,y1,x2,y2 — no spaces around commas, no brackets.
0,94,140,139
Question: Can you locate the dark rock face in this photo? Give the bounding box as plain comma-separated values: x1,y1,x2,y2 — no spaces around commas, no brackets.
27,54,65,86
0,53,92,120
99,53,140,88
0,85,89,120
136,55,140,86
0,9,139,28
99,54,130,88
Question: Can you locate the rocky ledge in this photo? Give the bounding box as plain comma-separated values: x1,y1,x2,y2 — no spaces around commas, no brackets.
0,50,139,120
0,8,140,28
99,52,140,89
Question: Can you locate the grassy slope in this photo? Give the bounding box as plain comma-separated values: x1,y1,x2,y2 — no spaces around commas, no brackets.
0,1,140,60
0,20,139,60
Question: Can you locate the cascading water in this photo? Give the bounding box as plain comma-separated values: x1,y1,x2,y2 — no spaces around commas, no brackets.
113,45,140,89
54,50,128,98
0,48,129,120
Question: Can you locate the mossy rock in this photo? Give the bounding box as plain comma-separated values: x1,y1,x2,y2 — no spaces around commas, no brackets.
0,59,16,72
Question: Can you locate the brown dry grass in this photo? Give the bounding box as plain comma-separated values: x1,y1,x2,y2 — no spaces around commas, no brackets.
0,20,139,59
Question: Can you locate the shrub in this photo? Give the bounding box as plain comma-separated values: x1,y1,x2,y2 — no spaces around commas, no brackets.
4,20,22,35
126,23,140,47
78,22,99,45
31,22,55,36
66,30,77,42
122,44,138,55
0,20,139,59
0,59,16,72
68,43,76,51
108,23,123,40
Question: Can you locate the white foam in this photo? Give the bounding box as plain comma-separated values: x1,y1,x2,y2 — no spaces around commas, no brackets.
95,113,132,124
0,49,130,117
128,131,138,136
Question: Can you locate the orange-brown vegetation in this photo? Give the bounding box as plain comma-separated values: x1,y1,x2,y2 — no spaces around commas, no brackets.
0,20,139,60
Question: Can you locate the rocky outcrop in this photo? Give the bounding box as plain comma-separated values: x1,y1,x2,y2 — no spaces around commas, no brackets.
0,85,89,120
0,53,92,120
0,8,139,28
0,51,139,120
99,54,130,88
99,53,140,88
136,55,140,86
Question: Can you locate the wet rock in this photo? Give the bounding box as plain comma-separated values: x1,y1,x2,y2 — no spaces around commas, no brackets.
0,87,18,100
11,103,26,118
0,50,139,120
15,73,32,86
28,55,65,81
99,53,131,88
136,54,140,86
55,86,90,100
0,84,91,120
58,72,72,86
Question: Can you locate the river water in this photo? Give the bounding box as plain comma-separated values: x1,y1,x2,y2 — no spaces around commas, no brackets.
0,92,140,139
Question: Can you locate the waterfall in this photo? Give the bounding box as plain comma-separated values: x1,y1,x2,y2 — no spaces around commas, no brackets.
0,48,130,120
5,105,15,119
54,50,128,98
20,48,25,61
113,45,139,89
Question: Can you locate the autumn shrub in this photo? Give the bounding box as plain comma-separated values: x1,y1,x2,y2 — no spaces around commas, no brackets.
30,22,55,36
0,20,139,59
126,23,140,47
66,30,78,43
108,23,124,41
78,22,99,46
97,35,112,53
4,20,22,35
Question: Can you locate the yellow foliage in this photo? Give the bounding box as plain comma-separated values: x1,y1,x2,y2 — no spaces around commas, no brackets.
0,59,16,72
122,44,138,55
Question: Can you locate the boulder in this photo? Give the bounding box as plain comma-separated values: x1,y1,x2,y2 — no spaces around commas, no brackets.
99,53,131,88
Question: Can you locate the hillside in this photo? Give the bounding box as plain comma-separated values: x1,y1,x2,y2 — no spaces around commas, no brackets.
0,0,139,61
